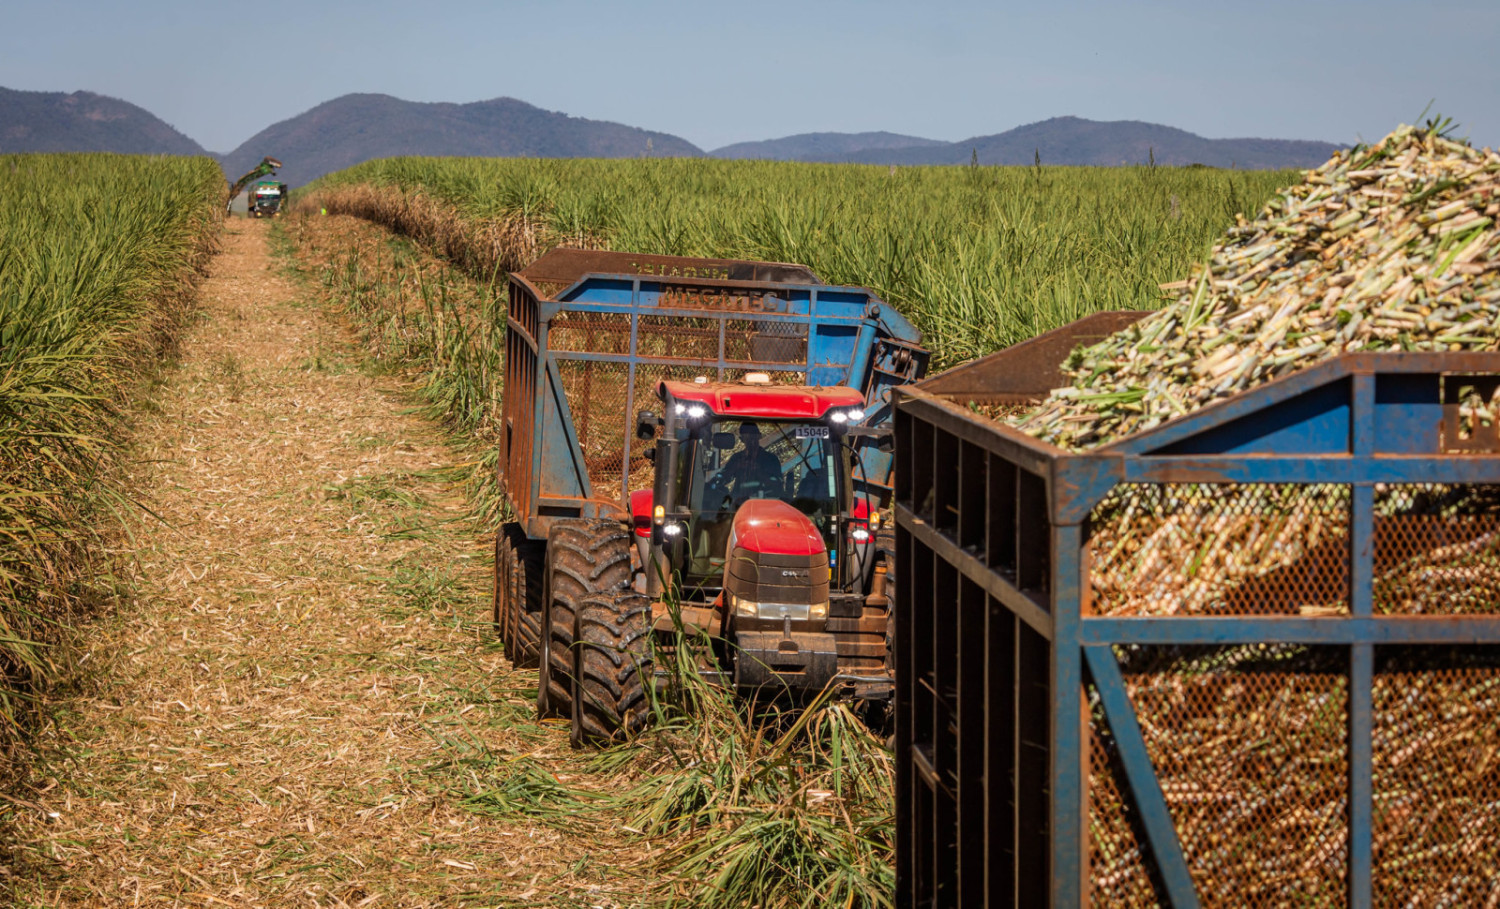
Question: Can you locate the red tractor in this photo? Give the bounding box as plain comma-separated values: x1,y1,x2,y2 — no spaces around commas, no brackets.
491,250,926,745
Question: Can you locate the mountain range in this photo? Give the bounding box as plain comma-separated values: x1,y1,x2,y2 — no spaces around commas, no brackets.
0,87,205,155
713,131,949,162
835,116,1341,170
0,86,1344,186
217,94,700,188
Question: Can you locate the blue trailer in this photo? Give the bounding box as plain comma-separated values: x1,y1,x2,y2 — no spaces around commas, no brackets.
894,322,1500,906
493,249,928,745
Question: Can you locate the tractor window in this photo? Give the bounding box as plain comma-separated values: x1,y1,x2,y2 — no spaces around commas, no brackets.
676,419,844,584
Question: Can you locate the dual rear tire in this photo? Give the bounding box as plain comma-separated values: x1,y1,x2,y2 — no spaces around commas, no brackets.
572,590,653,747
536,519,633,720
494,518,661,748
521,518,655,748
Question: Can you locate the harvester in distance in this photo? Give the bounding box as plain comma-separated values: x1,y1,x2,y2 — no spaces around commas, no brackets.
492,250,928,746
226,156,283,215
249,180,288,217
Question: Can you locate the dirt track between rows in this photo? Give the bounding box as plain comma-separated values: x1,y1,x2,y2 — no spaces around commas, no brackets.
6,219,607,908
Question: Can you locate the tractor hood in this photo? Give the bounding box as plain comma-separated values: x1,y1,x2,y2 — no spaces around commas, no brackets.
730,499,825,556
725,499,831,628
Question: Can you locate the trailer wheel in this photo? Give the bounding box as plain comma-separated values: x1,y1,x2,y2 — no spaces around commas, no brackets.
537,519,632,719
492,534,507,643
494,525,542,668
571,590,653,748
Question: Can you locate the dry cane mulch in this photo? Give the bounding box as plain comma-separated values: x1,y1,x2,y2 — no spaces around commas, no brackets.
4,219,640,908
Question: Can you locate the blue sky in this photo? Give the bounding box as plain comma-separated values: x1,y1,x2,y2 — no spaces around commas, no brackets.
3,0,1496,154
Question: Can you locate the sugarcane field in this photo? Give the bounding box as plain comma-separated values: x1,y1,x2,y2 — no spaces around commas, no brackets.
2,8,1499,904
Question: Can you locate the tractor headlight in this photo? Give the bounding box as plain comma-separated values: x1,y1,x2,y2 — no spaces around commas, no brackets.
661,521,683,537
848,408,866,422
829,411,849,424
851,527,872,544
686,405,706,419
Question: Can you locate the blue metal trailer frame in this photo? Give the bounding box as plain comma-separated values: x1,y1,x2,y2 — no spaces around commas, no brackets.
895,345,1500,907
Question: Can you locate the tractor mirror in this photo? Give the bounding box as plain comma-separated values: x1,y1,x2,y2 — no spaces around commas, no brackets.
635,410,658,441
712,431,737,451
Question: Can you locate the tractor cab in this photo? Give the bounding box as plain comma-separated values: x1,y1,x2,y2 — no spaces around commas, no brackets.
676,414,844,586
643,376,868,594
632,375,882,691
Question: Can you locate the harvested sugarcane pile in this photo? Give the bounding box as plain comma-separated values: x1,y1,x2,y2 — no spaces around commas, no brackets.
1088,482,1351,617
1087,642,1500,906
1089,644,1356,905
1088,481,1500,618
1013,122,1500,449
1002,123,1500,618
1085,484,1500,903
996,124,1500,903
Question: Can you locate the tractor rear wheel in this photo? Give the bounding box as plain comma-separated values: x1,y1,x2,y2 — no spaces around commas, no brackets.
494,525,542,668
571,590,653,748
537,519,632,719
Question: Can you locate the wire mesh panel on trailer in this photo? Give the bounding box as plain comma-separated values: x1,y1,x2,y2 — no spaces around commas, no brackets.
893,335,1500,907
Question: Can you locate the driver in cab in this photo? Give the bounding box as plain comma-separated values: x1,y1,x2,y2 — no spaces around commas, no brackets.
695,421,785,570
719,422,782,503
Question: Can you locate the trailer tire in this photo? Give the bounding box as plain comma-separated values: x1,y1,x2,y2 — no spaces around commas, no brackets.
492,534,506,643
494,525,542,668
537,519,632,719
571,590,653,748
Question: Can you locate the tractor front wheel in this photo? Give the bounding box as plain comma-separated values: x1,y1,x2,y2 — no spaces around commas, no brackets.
571,590,653,748
536,519,632,719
